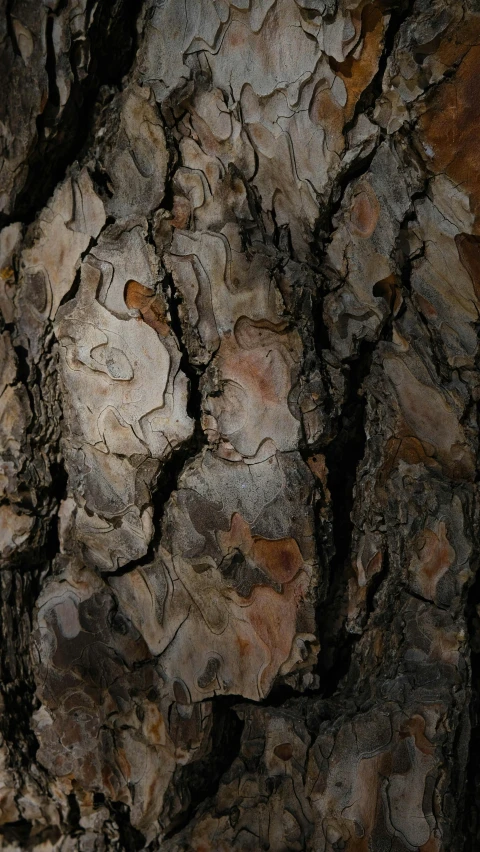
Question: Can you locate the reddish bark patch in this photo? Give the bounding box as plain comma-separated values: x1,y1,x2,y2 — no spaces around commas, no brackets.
418,44,480,232
171,195,191,229
331,3,386,122
124,279,170,336
455,233,480,301
409,522,455,601
253,536,303,585
349,185,380,238
399,715,435,756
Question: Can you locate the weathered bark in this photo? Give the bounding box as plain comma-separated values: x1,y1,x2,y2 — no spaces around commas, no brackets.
1,0,479,849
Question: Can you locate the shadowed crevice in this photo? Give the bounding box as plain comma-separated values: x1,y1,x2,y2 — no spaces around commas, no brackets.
3,0,144,230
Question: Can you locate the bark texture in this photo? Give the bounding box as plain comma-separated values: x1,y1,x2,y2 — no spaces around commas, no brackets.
1,1,480,850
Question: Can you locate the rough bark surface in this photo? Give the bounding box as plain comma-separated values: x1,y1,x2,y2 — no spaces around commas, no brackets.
1,1,480,850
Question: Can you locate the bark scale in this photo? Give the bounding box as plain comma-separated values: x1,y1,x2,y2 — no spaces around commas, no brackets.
1,1,479,850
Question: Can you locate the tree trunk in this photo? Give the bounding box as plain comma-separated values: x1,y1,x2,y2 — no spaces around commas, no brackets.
1,1,479,849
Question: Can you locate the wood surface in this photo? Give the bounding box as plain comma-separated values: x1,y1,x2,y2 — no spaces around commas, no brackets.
1,1,479,849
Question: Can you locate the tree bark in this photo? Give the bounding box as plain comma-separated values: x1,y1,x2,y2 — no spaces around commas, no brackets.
1,1,479,849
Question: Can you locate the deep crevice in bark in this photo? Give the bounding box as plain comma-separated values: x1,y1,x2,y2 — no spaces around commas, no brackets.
5,0,21,58
343,0,415,127
100,426,206,580
108,802,146,851
0,568,43,765
162,697,244,842
162,270,207,428
315,343,373,698
312,144,379,261
3,0,143,229
463,462,480,849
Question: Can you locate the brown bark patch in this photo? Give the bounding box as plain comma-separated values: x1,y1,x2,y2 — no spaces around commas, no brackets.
331,3,386,122
348,184,380,238
455,232,480,302
124,279,170,336
399,715,435,757
419,44,480,232
409,522,455,602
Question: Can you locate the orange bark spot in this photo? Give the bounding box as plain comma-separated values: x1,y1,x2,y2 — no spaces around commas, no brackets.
124,280,170,337
410,522,455,600
308,86,345,154
346,837,370,852
435,14,480,70
216,516,309,695
418,44,480,232
349,186,380,238
253,536,303,585
236,633,252,659
380,436,436,483
399,715,435,756
219,512,303,586
171,195,191,229
307,453,329,493
144,704,166,745
331,3,386,122
0,266,14,281
415,293,439,320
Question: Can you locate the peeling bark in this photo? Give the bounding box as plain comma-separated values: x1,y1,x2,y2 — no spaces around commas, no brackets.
1,1,480,850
